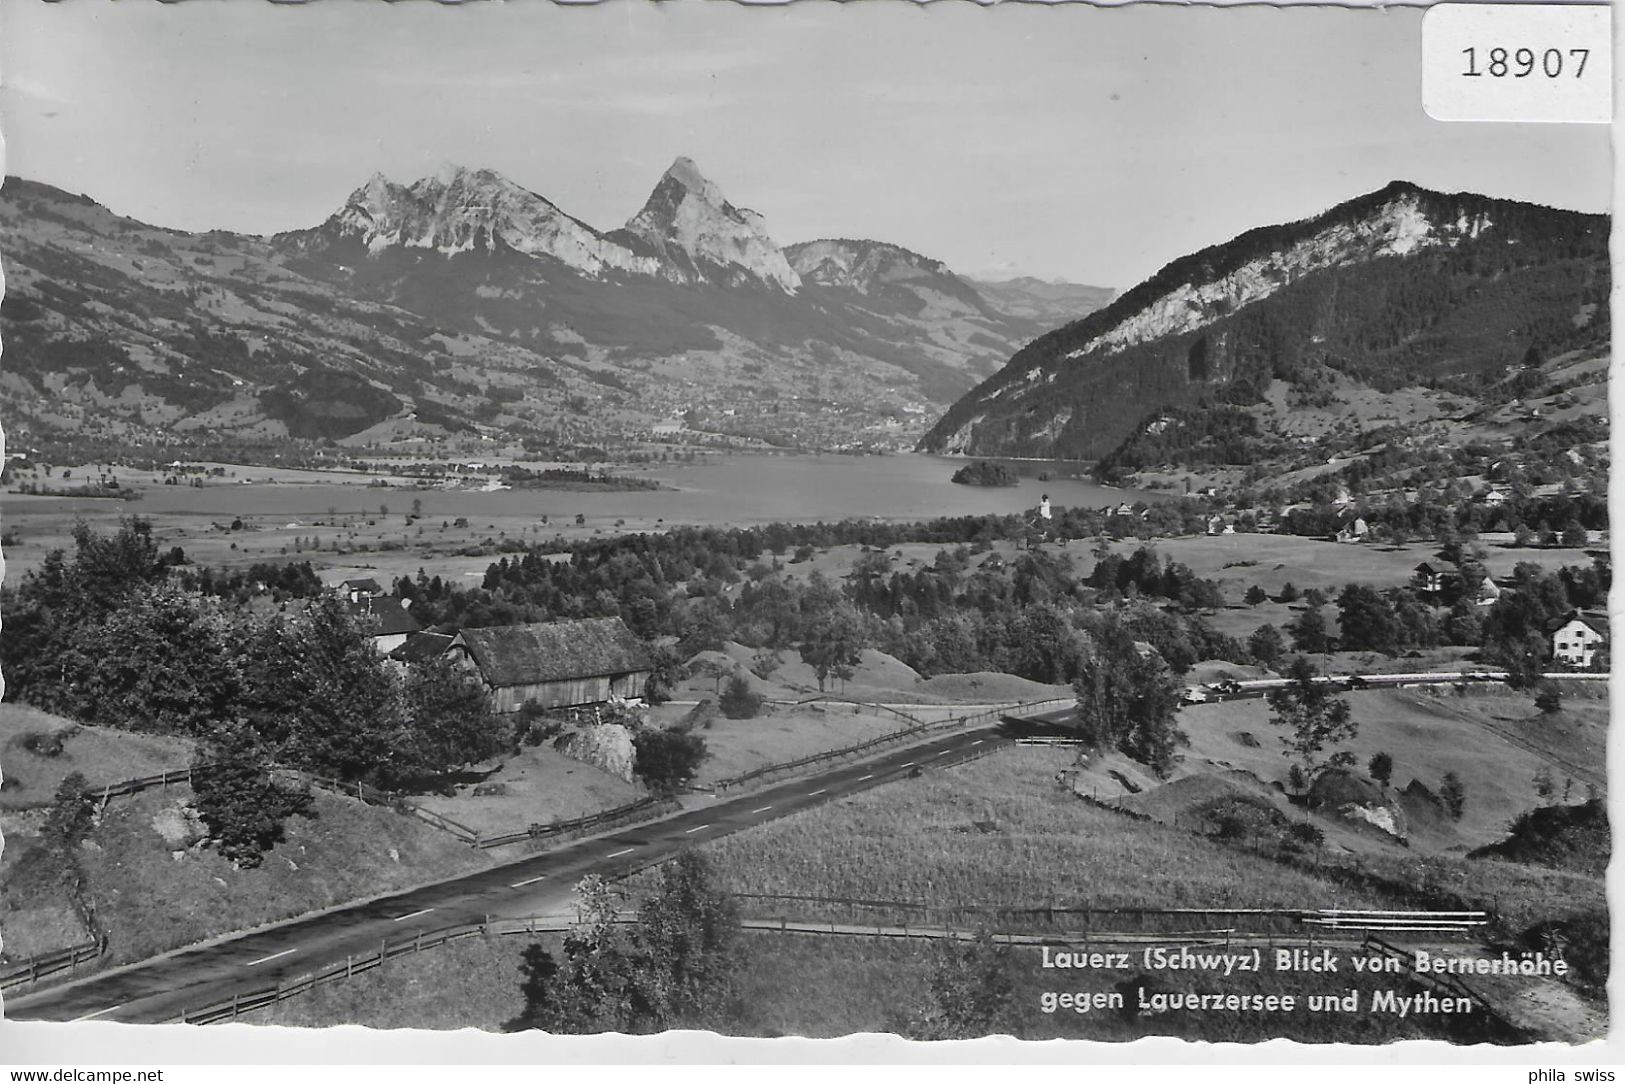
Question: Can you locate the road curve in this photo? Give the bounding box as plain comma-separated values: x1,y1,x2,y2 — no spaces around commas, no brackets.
4,722,1013,1025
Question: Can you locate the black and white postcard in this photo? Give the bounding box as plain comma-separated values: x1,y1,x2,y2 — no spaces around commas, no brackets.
0,0,1613,1061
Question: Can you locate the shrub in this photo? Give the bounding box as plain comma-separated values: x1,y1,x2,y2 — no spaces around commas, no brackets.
1439,771,1466,820
633,728,709,793
191,736,314,868
1368,751,1394,787
43,772,97,850
1534,682,1563,715
18,728,76,758
1286,821,1325,847
719,674,765,720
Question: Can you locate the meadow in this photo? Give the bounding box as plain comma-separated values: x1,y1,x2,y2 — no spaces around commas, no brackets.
686,746,1392,913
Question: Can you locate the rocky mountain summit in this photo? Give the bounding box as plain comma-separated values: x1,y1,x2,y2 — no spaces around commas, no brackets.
921,181,1609,460
3,158,1104,453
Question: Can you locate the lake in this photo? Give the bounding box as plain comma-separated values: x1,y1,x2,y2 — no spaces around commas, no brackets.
23,453,1149,528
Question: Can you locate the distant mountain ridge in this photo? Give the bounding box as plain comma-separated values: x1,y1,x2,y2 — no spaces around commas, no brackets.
0,158,1109,453
920,181,1610,460
967,277,1115,325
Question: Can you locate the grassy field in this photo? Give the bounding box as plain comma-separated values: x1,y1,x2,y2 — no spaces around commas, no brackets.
1174,686,1607,851
410,743,645,838
1,780,494,970
234,740,1601,1040
0,704,196,810
1086,534,1599,604
688,746,1391,912
249,930,537,1031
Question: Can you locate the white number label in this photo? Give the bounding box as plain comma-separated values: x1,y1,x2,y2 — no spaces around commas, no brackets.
1423,4,1611,123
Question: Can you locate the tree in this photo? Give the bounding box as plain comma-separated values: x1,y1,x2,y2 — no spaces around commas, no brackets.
190,729,313,868
1440,771,1466,820
43,772,97,851
719,674,765,720
1337,585,1401,654
1247,623,1285,666
633,850,743,1026
1287,605,1331,655
1266,656,1357,781
1368,751,1393,788
1277,582,1300,604
1244,585,1269,606
898,931,1015,1040
1532,765,1556,803
632,728,708,793
799,600,864,693
1534,681,1564,716
642,644,690,705
509,855,741,1034
1073,623,1183,777
1561,524,1589,548
237,596,409,786
399,658,509,780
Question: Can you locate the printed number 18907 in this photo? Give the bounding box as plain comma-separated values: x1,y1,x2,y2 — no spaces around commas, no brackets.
1461,47,1589,79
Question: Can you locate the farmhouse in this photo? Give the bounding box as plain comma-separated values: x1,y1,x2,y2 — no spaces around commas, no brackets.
1548,611,1608,669
387,630,455,669
448,617,654,713
337,577,386,603
345,595,422,653
1412,562,1447,594
1335,517,1369,544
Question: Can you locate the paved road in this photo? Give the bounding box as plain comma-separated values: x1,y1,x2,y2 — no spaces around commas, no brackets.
4,721,1013,1025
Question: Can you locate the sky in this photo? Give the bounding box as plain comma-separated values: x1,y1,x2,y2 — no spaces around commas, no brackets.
0,0,1611,289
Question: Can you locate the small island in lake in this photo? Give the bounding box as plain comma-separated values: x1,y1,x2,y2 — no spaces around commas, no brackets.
500,466,666,491
949,460,1019,487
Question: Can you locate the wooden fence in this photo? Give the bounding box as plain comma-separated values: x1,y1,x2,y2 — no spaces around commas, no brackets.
0,937,108,994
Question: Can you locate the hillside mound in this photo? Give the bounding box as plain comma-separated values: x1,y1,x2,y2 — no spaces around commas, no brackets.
1112,769,1292,841
916,671,1074,703
0,703,195,811
1309,769,1408,842
1468,799,1608,877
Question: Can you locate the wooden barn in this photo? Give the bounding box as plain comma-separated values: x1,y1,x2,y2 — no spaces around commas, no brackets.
448,617,654,713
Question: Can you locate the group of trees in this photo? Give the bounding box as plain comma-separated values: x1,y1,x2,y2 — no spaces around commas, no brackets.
1072,614,1185,777
1,519,506,865
508,854,742,1034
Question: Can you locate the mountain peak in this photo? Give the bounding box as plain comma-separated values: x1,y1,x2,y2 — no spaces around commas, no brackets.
622,159,800,293
320,165,658,274
663,156,709,190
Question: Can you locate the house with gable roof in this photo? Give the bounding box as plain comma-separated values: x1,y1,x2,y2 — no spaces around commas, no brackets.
448,617,654,713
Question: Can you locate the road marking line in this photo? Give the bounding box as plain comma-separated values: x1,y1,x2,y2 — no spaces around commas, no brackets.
685,824,710,834
751,805,773,814
71,1003,126,1022
858,774,874,781
808,789,826,796
608,847,635,859
901,762,915,767
971,740,983,746
935,750,950,757
510,875,547,888
246,948,296,966
392,909,434,923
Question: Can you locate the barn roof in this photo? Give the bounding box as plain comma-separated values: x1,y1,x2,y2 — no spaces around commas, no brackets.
345,595,422,636
456,618,654,687
389,630,455,663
